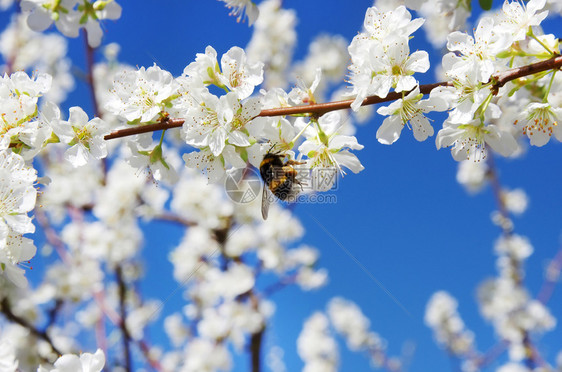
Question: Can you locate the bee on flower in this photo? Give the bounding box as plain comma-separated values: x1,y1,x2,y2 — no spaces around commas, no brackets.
296,112,364,191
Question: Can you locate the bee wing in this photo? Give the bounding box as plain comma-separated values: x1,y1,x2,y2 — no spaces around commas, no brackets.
261,182,270,220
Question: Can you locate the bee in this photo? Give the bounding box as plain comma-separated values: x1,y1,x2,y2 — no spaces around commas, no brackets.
259,150,306,220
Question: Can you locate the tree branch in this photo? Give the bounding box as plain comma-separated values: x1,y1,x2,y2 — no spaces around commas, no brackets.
0,298,63,356
115,265,133,372
84,30,101,119
250,327,264,372
103,55,562,142
494,54,562,88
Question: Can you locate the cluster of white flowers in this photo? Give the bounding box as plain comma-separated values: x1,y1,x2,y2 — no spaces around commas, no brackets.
0,69,109,169
477,234,556,361
425,291,475,356
0,0,560,370
434,0,560,161
327,298,381,350
347,6,427,112
0,71,52,156
298,312,338,372
291,34,349,100
156,167,328,369
37,349,105,372
328,297,399,368
456,159,489,193
417,0,471,47
348,2,561,162
0,151,37,287
246,0,296,89
502,188,529,215
102,43,365,189
426,181,556,368
0,14,74,104
297,297,399,370
21,0,122,47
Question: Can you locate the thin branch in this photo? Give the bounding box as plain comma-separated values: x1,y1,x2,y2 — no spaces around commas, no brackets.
494,54,562,89
103,55,562,141
92,290,163,371
486,152,513,237
536,247,562,304
104,119,185,140
33,207,71,264
115,265,132,372
138,340,163,371
153,211,196,227
84,30,101,118
250,327,264,372
474,340,509,369
46,299,63,327
0,298,63,356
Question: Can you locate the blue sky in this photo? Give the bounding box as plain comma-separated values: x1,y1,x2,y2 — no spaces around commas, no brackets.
2,0,562,371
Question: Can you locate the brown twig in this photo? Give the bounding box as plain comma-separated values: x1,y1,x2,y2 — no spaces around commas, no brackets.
493,54,562,89
153,211,196,227
103,55,562,141
115,265,132,372
473,340,509,369
486,152,513,237
104,119,185,140
250,327,264,372
84,30,101,118
0,298,63,356
92,290,163,371
33,206,71,264
536,247,562,304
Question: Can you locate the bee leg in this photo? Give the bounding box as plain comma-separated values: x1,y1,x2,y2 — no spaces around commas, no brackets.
286,160,307,166
294,178,305,192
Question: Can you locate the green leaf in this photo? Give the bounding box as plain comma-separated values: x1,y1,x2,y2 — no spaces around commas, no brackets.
479,0,493,11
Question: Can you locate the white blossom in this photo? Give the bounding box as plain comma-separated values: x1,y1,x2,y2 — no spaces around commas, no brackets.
495,234,533,262
349,35,429,111
179,339,231,372
245,0,296,89
502,188,529,215
106,64,178,123
296,267,328,290
425,291,475,355
37,349,105,372
22,0,121,48
298,112,364,190
297,313,338,372
0,340,18,371
219,46,264,99
0,151,37,239
182,90,261,157
347,6,426,110
446,17,511,82
327,297,384,352
418,0,470,47
219,0,259,25
496,362,531,372
51,107,109,167
376,86,447,144
0,233,36,287
456,160,488,193
0,71,52,152
516,102,562,147
436,118,518,161
496,0,549,42
125,301,161,341
291,35,348,99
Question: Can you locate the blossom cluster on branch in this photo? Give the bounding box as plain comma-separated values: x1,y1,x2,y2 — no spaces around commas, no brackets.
0,0,561,371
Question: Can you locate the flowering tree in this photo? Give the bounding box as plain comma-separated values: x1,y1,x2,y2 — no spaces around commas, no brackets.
0,0,561,371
